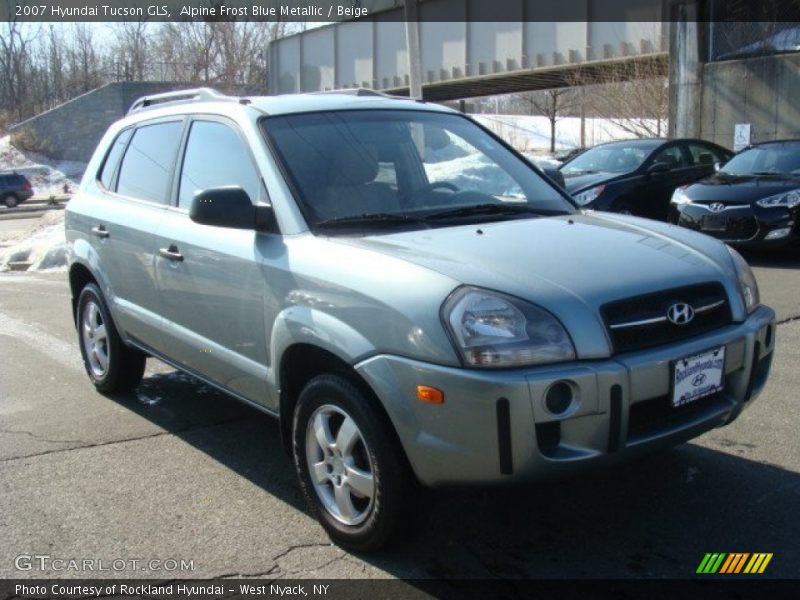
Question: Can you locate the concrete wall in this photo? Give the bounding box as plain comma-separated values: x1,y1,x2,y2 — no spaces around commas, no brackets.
9,82,259,163
700,53,800,148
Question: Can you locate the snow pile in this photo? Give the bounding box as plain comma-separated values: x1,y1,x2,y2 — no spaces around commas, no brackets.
0,136,85,196
0,210,66,272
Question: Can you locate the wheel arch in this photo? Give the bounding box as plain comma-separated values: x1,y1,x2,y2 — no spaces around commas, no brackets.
276,343,406,467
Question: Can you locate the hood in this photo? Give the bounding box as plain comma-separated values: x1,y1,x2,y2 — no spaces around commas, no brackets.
684,172,800,204
334,214,740,359
561,171,623,193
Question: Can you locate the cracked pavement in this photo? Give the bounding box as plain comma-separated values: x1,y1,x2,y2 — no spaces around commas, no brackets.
1,248,799,580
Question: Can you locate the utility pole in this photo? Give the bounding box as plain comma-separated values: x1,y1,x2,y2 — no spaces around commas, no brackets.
404,0,423,100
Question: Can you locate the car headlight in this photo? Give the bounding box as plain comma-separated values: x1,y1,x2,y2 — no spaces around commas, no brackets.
443,287,576,368
727,246,760,313
671,186,691,205
573,185,605,206
755,189,800,209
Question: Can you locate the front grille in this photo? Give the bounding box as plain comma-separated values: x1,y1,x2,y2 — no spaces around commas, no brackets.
715,215,759,241
627,392,726,442
602,283,731,354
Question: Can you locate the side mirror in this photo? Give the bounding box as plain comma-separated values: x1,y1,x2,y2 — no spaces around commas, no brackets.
542,167,566,189
190,186,277,232
713,161,724,172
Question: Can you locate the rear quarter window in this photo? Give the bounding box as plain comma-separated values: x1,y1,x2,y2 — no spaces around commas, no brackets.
116,121,183,204
98,128,133,190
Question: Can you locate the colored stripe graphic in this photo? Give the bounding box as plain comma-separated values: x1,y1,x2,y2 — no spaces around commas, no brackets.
744,553,773,574
720,553,749,573
697,553,727,573
698,553,773,574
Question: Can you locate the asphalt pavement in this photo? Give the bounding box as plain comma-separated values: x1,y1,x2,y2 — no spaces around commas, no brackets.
0,253,799,580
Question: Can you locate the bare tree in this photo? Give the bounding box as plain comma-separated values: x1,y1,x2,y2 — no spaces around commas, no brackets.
111,21,152,81
521,89,581,152
572,61,669,138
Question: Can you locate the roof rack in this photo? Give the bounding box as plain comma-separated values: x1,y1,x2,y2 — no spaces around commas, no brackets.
310,88,407,99
127,87,238,115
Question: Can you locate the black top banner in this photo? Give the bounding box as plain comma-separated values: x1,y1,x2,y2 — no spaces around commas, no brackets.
3,0,800,23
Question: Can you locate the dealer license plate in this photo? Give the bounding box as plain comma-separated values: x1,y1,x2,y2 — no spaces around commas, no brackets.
672,346,725,407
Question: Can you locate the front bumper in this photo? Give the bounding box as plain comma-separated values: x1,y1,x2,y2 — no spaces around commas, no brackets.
671,202,800,247
356,305,775,487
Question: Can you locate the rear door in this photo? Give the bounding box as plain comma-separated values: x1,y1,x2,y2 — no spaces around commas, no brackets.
89,119,185,351
153,117,271,404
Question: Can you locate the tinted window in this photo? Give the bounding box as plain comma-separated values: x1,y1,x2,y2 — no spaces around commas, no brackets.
687,143,727,166
651,145,689,169
264,110,572,227
722,142,800,175
561,143,655,174
117,121,183,204
178,121,261,208
99,128,133,189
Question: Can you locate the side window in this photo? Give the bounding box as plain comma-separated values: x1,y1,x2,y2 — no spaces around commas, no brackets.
117,121,183,204
651,145,689,170
178,120,261,208
688,143,726,166
98,128,132,190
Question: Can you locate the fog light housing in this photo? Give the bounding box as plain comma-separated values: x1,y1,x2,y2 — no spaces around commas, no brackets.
764,227,792,240
544,381,574,416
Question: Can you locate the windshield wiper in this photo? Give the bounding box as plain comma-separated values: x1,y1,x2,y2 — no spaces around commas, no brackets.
751,171,797,178
563,169,599,175
426,203,551,221
315,212,429,229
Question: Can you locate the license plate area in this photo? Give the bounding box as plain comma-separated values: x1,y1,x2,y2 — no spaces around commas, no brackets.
702,214,727,231
671,346,726,407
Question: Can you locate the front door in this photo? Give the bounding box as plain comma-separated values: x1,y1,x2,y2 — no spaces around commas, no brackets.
153,118,272,405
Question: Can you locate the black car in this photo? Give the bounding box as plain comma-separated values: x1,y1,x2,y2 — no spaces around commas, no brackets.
670,140,800,248
0,172,34,207
559,138,733,220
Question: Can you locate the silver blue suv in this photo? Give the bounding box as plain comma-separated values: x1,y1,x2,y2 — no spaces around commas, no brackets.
66,88,776,551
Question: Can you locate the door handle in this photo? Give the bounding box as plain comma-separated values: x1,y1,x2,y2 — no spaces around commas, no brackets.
91,225,109,239
159,245,184,262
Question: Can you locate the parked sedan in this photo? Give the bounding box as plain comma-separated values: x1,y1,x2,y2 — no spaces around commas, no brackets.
560,139,733,220
670,140,800,247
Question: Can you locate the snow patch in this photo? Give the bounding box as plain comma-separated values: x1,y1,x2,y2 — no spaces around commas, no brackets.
0,135,85,196
0,210,66,272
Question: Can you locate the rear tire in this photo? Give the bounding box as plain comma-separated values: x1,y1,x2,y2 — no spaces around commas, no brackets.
77,283,146,393
292,374,421,552
3,194,18,208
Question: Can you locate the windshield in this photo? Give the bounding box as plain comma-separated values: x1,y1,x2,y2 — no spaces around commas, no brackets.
721,143,800,176
560,143,655,174
262,110,573,231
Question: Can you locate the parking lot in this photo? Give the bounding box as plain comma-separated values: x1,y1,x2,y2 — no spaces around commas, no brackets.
1,250,799,580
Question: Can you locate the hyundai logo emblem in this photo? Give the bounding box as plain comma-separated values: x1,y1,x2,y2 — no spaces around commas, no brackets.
692,373,707,387
667,302,695,325
708,202,726,213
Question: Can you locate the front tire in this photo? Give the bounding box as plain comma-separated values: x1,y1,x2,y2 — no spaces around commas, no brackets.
292,374,418,552
77,283,145,393
3,194,18,208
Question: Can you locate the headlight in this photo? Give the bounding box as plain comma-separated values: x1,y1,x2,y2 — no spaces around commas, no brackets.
756,189,800,209
671,186,691,205
573,185,605,206
727,246,760,313
443,287,576,368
